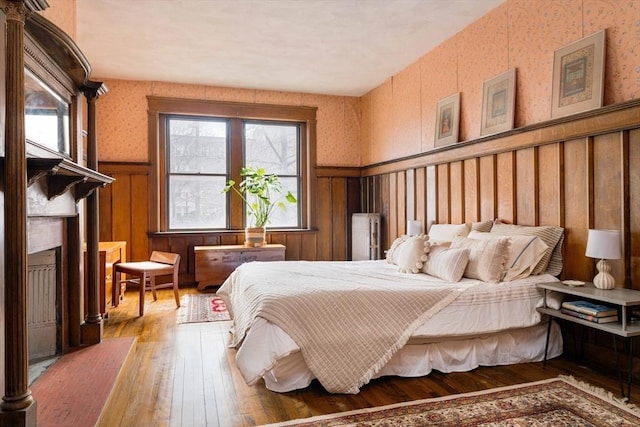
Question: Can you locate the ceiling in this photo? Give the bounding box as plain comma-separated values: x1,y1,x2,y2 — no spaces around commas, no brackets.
76,0,503,97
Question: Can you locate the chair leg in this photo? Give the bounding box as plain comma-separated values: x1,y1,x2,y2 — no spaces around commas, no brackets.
113,269,121,308
173,268,180,308
139,273,147,316
150,276,158,301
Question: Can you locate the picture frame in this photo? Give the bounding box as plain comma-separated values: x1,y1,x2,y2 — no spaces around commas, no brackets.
480,68,516,136
551,29,605,118
434,92,460,147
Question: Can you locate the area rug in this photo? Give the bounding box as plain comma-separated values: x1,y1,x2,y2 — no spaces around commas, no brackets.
265,376,640,426
31,337,136,427
176,293,230,324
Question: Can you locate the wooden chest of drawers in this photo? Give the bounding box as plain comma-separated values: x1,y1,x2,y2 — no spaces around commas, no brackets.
194,244,285,290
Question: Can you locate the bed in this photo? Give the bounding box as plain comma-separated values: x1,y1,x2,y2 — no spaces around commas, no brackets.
217,221,566,394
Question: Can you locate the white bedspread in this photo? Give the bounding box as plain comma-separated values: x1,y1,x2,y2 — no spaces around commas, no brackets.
218,260,562,394
218,260,473,393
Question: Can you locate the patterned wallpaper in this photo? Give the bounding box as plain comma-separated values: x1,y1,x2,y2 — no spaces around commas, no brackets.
362,0,639,165
40,0,638,167
96,79,362,166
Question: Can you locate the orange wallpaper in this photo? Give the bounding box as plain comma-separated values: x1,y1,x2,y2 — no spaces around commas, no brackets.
96,80,362,166
363,0,639,165
38,0,76,39
41,0,638,167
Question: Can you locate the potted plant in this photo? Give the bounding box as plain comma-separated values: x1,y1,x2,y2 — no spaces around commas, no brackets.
223,166,297,246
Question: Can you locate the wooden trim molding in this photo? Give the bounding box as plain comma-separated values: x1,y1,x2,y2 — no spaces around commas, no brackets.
316,166,361,178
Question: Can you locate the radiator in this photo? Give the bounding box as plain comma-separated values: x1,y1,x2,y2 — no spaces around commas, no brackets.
351,213,381,260
28,250,57,361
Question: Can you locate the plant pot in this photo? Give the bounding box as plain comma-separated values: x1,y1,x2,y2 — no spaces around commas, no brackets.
245,227,266,247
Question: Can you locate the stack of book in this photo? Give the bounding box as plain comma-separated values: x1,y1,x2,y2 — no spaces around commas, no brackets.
560,300,619,323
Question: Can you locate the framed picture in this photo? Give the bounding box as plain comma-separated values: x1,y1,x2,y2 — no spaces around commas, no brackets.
434,92,460,147
480,68,516,136
551,29,605,118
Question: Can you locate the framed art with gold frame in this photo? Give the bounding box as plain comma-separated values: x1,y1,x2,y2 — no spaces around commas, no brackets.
551,30,605,119
480,68,516,136
434,92,460,147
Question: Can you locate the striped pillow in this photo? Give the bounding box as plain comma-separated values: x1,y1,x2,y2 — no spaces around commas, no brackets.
422,245,470,282
450,236,509,283
469,220,494,232
467,231,549,281
489,222,564,276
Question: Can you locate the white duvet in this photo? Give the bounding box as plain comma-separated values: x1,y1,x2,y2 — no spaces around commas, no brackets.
218,260,563,393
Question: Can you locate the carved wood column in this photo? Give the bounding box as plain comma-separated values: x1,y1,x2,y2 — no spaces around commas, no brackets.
0,0,36,425
81,83,106,344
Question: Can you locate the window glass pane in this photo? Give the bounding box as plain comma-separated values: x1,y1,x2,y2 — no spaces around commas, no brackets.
244,122,298,175
25,68,70,155
168,118,227,174
248,176,299,228
168,176,226,229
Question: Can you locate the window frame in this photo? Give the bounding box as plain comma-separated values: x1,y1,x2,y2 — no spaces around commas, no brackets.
148,97,317,233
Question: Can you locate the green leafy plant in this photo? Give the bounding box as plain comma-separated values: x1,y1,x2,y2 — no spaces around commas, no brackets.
222,166,297,228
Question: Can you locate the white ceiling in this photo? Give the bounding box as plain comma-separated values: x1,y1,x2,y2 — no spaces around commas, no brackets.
76,0,503,97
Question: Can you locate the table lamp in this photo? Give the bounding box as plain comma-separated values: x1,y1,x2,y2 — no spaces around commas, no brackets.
407,220,423,236
585,229,621,290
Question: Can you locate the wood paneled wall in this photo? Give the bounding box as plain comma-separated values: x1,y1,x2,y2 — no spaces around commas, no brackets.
99,100,640,289
97,163,360,284
361,100,640,290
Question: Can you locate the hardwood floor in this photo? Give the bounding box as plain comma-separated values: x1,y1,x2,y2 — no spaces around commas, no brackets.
98,286,639,427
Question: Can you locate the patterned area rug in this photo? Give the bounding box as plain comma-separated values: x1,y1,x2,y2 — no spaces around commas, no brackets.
176,293,230,324
266,376,640,426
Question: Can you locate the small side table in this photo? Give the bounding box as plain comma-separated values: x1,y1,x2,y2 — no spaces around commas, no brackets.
537,281,640,399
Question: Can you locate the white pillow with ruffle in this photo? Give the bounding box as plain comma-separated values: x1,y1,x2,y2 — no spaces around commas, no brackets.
394,233,430,273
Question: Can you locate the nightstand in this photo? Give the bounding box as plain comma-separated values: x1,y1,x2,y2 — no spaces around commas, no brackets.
537,281,640,399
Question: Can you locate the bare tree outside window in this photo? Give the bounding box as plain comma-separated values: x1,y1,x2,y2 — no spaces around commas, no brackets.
244,122,300,227
166,117,301,230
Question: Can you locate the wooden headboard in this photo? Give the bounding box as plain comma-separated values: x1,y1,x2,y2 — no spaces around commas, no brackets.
360,99,640,289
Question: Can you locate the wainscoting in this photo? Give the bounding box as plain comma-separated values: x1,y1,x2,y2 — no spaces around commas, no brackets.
361,99,640,290
97,162,361,284
99,100,640,290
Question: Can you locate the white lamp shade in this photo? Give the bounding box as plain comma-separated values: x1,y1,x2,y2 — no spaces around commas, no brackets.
585,229,621,260
407,220,423,236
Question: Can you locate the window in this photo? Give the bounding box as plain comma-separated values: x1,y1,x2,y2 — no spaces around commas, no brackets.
167,117,228,229
152,97,316,232
243,121,299,227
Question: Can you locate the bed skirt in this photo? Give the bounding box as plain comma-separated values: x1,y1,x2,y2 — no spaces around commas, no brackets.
237,319,563,393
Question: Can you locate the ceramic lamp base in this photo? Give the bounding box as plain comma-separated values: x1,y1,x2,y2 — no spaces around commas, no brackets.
593,259,615,290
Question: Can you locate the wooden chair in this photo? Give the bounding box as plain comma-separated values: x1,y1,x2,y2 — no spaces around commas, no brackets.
113,251,181,316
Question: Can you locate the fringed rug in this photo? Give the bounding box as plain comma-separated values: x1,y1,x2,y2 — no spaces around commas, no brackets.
265,376,640,426
31,337,135,427
176,293,230,324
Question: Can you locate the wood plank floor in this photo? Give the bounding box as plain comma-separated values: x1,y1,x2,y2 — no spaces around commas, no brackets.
98,286,640,427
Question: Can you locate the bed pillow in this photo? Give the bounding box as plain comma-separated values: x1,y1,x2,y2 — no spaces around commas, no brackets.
467,231,549,281
469,220,494,233
427,223,470,244
490,221,564,276
386,235,409,265
450,236,509,283
422,245,470,282
394,234,430,273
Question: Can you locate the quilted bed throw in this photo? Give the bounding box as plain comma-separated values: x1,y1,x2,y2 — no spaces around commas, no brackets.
218,261,466,394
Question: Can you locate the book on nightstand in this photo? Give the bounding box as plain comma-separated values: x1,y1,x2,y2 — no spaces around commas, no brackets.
561,300,618,317
560,308,618,323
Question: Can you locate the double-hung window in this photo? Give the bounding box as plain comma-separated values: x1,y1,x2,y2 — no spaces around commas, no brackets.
164,111,304,231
